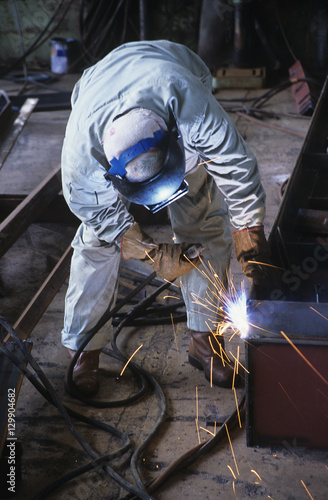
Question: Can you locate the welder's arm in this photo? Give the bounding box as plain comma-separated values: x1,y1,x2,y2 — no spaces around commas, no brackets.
121,222,201,281
232,226,281,298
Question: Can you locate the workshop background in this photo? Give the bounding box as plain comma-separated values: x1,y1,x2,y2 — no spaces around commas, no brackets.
0,1,328,499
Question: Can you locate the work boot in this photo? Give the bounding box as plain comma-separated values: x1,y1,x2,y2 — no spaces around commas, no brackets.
65,348,101,397
188,330,238,388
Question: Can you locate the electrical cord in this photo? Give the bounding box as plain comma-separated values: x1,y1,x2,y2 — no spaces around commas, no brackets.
78,0,132,63
138,391,245,498
112,300,186,326
0,271,174,497
10,0,28,91
217,77,323,138
0,344,134,497
0,317,154,500
108,281,174,492
0,270,246,498
217,78,322,109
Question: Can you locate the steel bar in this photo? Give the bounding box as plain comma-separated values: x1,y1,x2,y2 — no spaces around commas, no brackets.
298,208,328,234
0,194,78,224
0,164,62,259
4,245,73,342
9,92,71,112
247,300,328,339
0,97,38,170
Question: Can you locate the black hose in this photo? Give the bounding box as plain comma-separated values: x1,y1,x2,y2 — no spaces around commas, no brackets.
0,269,245,498
0,318,155,500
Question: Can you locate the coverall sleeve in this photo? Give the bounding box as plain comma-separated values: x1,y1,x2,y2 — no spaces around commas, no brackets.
61,138,134,243
188,94,266,231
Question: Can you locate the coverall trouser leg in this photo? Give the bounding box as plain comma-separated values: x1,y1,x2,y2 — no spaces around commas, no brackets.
168,166,233,332
61,224,120,351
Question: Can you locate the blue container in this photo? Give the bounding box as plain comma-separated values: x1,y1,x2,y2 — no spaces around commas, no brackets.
50,38,81,74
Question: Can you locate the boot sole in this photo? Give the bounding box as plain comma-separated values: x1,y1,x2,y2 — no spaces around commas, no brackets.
188,353,204,371
188,353,236,389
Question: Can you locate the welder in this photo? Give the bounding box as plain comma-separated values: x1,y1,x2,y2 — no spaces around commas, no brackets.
61,40,273,397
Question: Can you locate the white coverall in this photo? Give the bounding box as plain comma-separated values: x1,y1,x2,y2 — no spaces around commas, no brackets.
61,40,266,351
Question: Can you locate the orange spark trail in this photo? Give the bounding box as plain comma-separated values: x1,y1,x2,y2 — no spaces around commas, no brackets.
208,334,229,366
195,386,201,444
120,344,143,376
280,331,328,387
251,469,262,481
278,382,306,422
225,423,239,475
197,156,221,166
196,386,199,421
248,260,284,270
210,356,213,388
301,480,314,499
233,388,242,428
227,464,236,479
229,351,249,374
199,426,215,437
309,306,328,321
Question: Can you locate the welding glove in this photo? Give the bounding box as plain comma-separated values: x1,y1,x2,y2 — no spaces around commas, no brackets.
121,222,201,281
233,225,281,299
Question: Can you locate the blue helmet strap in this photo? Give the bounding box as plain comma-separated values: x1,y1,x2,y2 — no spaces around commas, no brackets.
108,129,167,177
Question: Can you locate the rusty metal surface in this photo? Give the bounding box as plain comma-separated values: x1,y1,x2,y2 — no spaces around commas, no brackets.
246,337,328,449
245,76,328,450
289,60,317,116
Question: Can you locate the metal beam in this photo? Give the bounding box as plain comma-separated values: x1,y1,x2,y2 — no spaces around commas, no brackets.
0,164,62,259
11,245,73,341
0,97,38,171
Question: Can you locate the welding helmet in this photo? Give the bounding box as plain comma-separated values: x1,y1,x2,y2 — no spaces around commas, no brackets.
103,108,188,213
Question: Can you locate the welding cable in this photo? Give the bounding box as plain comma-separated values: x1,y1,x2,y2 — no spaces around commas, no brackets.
79,0,130,62
0,343,134,498
2,358,148,500
108,282,175,492
149,392,245,495
112,300,186,326
217,77,322,111
10,0,28,91
102,344,168,495
124,391,246,500
124,391,245,499
0,342,131,443
113,312,186,327
0,317,156,500
252,78,321,110
64,278,173,496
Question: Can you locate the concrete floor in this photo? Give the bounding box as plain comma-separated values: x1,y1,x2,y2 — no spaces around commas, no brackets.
1,71,327,500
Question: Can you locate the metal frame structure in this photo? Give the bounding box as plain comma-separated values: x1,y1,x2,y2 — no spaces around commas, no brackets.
246,76,328,449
